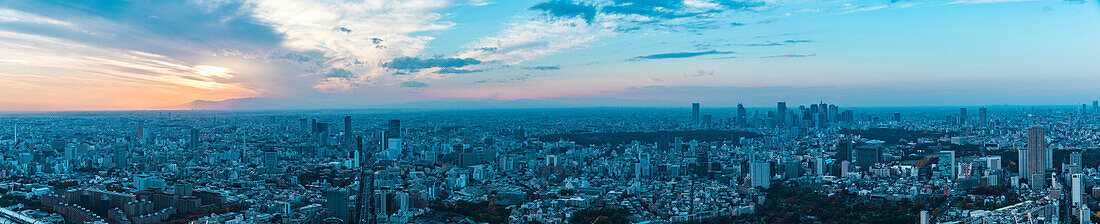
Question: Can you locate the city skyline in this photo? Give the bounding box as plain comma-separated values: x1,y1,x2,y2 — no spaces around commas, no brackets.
2,0,1099,110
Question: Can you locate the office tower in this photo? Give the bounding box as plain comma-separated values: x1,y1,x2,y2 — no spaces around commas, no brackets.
1070,151,1082,166
892,113,901,122
343,116,352,149
316,122,331,146
1084,104,1089,115
386,120,401,139
1073,173,1083,207
135,122,144,142
299,119,309,136
325,187,350,223
1018,149,1029,178
311,118,318,133
692,103,700,124
842,110,854,123
836,139,853,162
938,151,955,180
814,157,825,176
750,161,770,189
1094,100,1099,114
1027,125,1046,188
854,145,883,171
959,108,967,124
978,107,988,127
817,103,828,128
737,103,748,127
829,105,839,123
188,128,199,150
776,102,787,127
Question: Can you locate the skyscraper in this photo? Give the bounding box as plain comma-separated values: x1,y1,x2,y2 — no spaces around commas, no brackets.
776,102,788,127
750,161,770,189
938,150,955,180
1072,173,1083,207
386,119,401,139
959,108,967,125
737,103,747,127
892,113,901,122
325,187,350,223
978,107,988,127
855,145,883,171
1027,125,1046,189
692,103,700,124
188,128,199,150
1018,149,1028,179
343,116,352,149
1094,100,1098,114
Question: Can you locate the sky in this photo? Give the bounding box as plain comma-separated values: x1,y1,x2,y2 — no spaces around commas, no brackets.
0,0,1098,111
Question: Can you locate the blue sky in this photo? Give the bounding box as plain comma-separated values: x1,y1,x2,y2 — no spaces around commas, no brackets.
0,0,1098,110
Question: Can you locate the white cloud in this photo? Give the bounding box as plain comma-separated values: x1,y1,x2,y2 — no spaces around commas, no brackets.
459,16,615,66
243,0,459,91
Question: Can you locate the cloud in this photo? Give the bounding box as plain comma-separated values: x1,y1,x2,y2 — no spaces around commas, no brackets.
632,50,733,60
0,30,258,109
759,53,816,58
458,16,611,65
529,0,598,23
437,68,485,74
524,65,561,70
323,68,355,78
382,57,482,71
683,70,714,77
241,0,460,89
400,80,430,88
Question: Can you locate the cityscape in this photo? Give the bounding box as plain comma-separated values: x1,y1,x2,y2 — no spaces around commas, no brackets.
2,0,1100,223
3,104,1100,223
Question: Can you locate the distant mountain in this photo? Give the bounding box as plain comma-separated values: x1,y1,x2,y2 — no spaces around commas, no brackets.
157,97,681,111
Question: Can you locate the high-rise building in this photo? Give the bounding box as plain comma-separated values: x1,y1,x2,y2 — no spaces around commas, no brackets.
316,122,331,146
299,119,309,136
1094,100,1099,114
938,150,955,180
386,120,401,139
343,116,352,149
325,187,350,223
188,128,199,150
1073,173,1083,207
959,108,967,125
1027,125,1047,189
737,103,747,127
836,139,853,162
978,107,988,127
1019,149,1029,178
692,103,700,124
1071,151,1083,167
854,145,883,171
750,161,770,189
892,113,901,122
776,102,788,127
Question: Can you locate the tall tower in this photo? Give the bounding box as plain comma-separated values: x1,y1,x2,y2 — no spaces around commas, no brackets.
978,107,988,127
1027,125,1046,189
386,120,401,139
737,103,747,127
959,108,967,125
776,102,788,127
188,128,199,150
343,116,352,149
691,103,700,124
